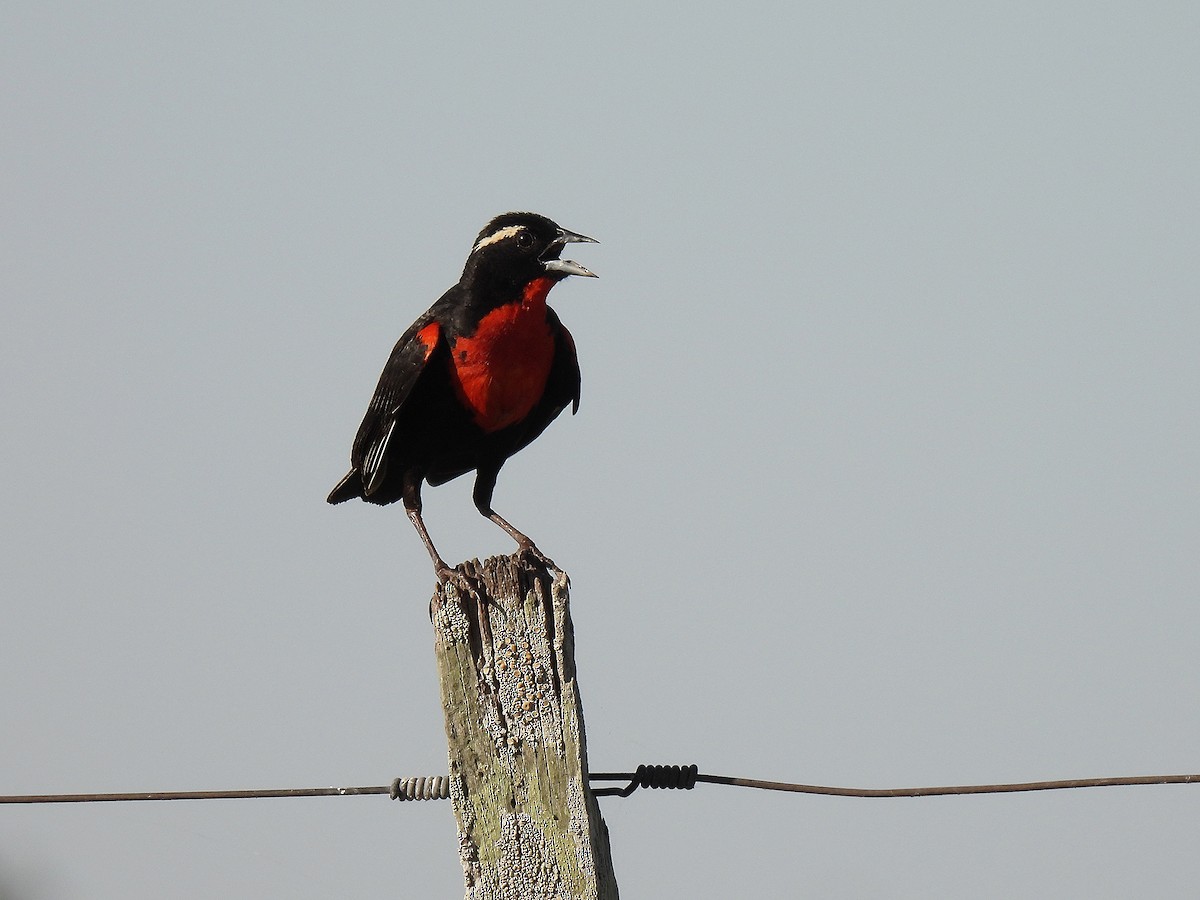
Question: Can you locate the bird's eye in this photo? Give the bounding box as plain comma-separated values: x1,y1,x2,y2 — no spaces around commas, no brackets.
516,230,534,249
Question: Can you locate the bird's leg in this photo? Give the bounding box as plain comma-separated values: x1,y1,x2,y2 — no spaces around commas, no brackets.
402,472,461,586
488,511,560,571
473,467,558,572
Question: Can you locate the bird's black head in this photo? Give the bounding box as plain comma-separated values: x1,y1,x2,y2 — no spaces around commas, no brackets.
464,212,598,287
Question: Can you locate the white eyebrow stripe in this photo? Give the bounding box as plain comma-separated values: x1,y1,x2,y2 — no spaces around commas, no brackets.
472,224,525,251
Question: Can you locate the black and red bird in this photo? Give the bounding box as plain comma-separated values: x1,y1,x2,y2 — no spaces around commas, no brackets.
327,212,597,582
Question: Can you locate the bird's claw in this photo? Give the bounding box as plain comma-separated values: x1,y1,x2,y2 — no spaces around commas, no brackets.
516,544,559,575
437,565,482,598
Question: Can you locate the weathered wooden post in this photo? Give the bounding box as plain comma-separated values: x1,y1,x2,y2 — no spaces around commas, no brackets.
430,554,618,899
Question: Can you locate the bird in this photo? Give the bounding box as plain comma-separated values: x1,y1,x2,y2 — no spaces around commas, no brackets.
327,211,597,583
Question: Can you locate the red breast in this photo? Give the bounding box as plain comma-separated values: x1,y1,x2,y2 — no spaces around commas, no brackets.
447,277,557,432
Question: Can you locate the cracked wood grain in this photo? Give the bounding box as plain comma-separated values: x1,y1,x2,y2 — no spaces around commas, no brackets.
431,555,618,900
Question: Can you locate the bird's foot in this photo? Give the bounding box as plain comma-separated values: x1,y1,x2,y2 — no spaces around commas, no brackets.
515,543,561,576
435,564,483,598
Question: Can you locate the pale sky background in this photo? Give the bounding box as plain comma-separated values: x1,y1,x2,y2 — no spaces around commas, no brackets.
3,3,1199,898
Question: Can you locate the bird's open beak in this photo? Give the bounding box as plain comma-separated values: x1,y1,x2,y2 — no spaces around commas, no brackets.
542,227,599,278
543,258,597,278
557,228,598,246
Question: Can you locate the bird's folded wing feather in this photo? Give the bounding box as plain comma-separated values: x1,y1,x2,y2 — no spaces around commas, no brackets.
352,317,444,495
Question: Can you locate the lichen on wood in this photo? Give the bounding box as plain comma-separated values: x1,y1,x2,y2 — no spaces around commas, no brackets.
431,555,618,900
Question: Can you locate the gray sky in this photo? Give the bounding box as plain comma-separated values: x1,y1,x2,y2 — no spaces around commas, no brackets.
2,2,1198,897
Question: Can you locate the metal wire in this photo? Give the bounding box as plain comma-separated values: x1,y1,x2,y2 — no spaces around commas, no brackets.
588,768,1200,799
3,767,1198,805
0,786,393,804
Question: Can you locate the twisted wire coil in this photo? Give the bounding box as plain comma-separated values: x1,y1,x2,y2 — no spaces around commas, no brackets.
591,764,698,797
390,776,450,801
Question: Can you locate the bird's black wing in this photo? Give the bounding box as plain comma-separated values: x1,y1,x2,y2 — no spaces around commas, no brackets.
327,313,445,503
549,312,582,417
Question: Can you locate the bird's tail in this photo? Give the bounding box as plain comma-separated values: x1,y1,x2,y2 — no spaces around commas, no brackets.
326,470,363,504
